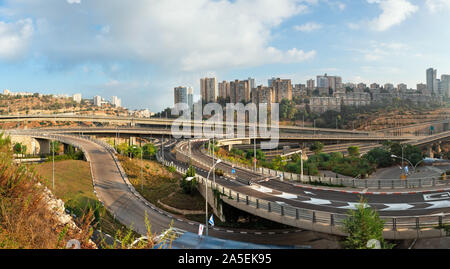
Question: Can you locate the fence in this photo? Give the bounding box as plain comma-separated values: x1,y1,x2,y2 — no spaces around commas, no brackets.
200,141,450,190
172,140,450,239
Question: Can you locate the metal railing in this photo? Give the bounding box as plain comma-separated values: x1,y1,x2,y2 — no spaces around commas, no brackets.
172,140,450,238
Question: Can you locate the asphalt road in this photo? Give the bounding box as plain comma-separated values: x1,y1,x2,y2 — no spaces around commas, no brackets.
59,135,317,246
185,141,450,217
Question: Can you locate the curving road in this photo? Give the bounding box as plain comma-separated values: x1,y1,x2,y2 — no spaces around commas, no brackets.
184,140,450,218
49,134,318,246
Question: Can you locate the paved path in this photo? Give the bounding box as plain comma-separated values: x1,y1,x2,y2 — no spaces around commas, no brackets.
59,135,317,246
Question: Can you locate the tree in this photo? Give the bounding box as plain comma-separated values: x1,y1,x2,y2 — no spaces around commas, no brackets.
14,143,23,157
50,141,61,155
341,197,392,249
309,141,324,155
181,166,197,195
348,146,360,157
364,147,393,168
271,156,287,171
142,143,157,159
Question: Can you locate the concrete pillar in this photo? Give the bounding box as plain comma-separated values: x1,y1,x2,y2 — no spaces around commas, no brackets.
428,146,434,158
227,144,233,151
129,136,137,146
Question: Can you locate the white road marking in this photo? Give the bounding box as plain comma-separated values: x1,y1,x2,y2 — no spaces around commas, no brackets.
380,204,414,211
338,202,370,210
250,185,273,193
423,192,450,201
425,200,450,209
274,193,298,200
276,201,288,206
302,198,332,206
304,191,316,196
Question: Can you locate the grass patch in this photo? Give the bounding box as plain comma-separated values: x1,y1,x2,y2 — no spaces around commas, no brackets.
118,155,205,211
160,189,205,211
33,160,129,236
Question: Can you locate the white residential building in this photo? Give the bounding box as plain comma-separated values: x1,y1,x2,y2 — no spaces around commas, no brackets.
72,93,82,103
111,96,121,107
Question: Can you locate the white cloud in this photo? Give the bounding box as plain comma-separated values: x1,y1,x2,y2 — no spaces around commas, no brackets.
0,18,33,61
367,0,418,31
294,22,323,32
1,0,316,72
67,0,81,4
426,0,450,12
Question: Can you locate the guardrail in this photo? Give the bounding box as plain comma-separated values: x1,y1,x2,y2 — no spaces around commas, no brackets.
198,141,450,190
173,140,450,239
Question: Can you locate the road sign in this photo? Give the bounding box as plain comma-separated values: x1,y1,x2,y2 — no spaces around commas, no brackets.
198,224,204,236
231,168,236,174
209,215,214,227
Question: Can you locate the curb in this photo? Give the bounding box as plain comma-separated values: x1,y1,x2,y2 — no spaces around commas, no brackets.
294,184,450,195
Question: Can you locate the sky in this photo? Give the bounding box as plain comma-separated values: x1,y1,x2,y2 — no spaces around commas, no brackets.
0,0,449,111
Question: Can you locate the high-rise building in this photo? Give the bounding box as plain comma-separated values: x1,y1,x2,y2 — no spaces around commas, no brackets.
248,77,255,91
218,81,230,100
307,79,315,90
200,77,217,103
252,86,274,105
384,83,394,91
316,74,342,93
268,77,276,87
271,78,292,102
441,75,450,97
293,84,306,98
397,83,407,92
94,96,102,107
427,68,437,94
317,75,329,89
188,87,194,111
417,83,427,93
174,86,188,106
370,83,380,90
72,93,82,103
111,96,121,107
228,79,253,103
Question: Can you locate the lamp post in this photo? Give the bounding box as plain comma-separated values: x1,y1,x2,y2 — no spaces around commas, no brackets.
391,154,415,174
205,159,221,236
300,149,304,182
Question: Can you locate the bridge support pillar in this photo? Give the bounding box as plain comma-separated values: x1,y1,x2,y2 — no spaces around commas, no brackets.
129,136,137,146
428,146,434,158
196,179,226,222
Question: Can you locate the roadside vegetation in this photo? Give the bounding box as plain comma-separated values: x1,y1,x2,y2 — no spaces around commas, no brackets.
0,132,175,249
216,140,424,179
341,197,394,249
117,154,205,212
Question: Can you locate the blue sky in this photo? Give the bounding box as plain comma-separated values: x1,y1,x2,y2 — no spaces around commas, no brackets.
0,0,449,111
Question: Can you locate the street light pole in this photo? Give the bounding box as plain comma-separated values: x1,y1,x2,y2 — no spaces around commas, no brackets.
300,149,304,182
206,159,221,236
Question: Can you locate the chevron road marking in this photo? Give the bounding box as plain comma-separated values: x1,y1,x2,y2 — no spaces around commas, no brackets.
338,202,370,210
380,204,415,211
425,200,450,209
302,198,332,206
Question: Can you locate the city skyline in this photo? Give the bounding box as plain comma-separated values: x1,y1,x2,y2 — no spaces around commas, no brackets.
0,0,449,111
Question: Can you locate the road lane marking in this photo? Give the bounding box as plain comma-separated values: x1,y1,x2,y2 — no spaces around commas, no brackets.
425,200,450,209
338,202,370,210
423,192,450,201
380,204,414,211
302,198,332,206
